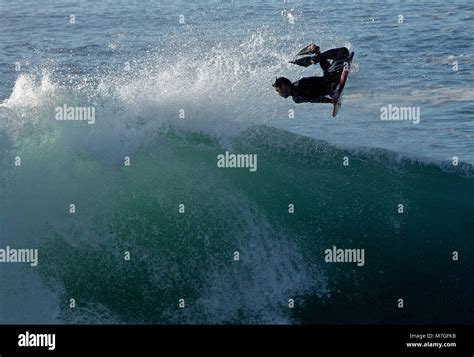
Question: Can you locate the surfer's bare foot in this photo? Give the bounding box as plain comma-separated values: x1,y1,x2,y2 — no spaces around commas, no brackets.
308,44,320,54
310,53,321,64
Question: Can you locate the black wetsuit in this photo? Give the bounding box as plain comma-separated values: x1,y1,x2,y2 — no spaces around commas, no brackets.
291,77,333,103
290,47,350,104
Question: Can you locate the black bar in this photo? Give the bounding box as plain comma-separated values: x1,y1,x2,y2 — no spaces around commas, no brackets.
0,325,472,354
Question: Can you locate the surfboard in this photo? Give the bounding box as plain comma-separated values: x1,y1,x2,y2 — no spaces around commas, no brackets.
332,52,355,117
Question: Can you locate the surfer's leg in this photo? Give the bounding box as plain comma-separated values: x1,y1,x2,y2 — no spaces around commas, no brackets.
312,48,348,70
318,57,331,72
321,47,350,82
320,47,350,61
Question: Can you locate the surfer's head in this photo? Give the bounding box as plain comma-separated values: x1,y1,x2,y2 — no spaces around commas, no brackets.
273,77,292,98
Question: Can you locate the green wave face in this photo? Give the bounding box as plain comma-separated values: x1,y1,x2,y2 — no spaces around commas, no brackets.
1,124,473,324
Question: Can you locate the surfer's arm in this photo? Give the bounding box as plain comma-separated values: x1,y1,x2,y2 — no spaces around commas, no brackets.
310,96,332,104
292,95,331,104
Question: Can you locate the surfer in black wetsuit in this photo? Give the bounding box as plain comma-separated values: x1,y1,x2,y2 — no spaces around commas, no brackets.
273,45,350,104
